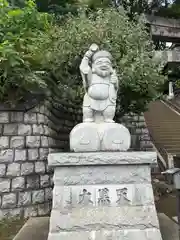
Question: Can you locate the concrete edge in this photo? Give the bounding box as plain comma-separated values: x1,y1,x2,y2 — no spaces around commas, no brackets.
13,217,49,240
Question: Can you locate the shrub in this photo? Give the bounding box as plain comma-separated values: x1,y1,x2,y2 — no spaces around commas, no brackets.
45,8,165,115
0,0,53,103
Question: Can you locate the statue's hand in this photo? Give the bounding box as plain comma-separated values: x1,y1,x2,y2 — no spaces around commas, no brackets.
111,70,118,83
85,50,94,59
84,44,99,60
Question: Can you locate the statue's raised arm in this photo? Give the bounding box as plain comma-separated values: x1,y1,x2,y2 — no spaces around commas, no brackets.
79,44,99,91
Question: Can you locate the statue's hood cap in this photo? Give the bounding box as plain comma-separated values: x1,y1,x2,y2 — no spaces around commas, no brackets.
92,50,112,62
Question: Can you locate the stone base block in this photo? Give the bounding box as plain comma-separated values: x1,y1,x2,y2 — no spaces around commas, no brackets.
48,228,162,240
12,214,178,240
50,206,159,232
70,122,131,152
48,152,162,240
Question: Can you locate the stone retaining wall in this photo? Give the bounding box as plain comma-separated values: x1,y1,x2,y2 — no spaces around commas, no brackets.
0,99,152,219
120,113,152,151
0,99,80,219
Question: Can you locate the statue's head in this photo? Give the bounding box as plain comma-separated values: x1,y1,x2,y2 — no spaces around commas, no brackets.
92,50,113,77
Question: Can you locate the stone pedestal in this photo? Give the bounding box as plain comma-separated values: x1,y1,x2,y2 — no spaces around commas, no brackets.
70,123,131,152
48,152,162,240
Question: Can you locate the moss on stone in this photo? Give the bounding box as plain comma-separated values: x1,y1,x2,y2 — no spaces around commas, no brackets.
0,218,26,240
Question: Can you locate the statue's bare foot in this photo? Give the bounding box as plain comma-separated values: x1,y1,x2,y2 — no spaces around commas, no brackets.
84,118,94,123
104,119,115,123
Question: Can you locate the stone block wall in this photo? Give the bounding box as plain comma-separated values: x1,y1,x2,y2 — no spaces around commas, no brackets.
119,113,153,151
0,99,81,219
0,98,152,220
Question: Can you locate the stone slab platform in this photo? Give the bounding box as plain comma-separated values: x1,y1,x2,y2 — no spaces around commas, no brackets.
13,217,49,240
48,152,157,166
158,213,179,240
172,216,178,223
12,214,179,240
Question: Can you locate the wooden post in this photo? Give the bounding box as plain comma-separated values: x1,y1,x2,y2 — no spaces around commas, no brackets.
168,81,174,99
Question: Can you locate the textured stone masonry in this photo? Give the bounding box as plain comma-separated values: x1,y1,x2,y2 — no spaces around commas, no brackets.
0,100,80,219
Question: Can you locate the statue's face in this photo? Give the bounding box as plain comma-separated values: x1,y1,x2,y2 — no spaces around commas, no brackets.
93,57,112,72
92,57,112,77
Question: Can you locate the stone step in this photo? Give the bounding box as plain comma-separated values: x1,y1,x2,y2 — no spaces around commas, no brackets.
144,100,180,160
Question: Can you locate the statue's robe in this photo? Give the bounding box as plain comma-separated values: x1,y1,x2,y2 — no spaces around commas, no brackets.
79,54,118,112
83,72,117,111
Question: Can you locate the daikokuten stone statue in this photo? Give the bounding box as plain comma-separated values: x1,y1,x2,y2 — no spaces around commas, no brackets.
79,44,118,123
70,44,131,152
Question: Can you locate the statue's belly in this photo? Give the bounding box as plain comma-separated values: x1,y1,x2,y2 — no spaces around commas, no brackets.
88,84,109,100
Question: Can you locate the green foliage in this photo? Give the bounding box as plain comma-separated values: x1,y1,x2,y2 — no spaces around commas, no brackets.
81,0,112,10
45,9,165,115
0,2,165,114
119,0,173,17
0,0,53,103
155,1,180,19
175,80,180,89
35,0,77,16
0,217,26,240
8,0,78,16
83,0,173,18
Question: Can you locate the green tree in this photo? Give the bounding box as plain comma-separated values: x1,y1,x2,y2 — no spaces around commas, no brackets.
8,0,78,15
36,0,77,15
81,0,112,9
0,1,165,115
155,0,180,19
83,0,173,18
118,0,173,17
45,8,165,115
0,0,53,103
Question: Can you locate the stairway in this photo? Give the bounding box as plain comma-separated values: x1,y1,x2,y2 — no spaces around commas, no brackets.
144,100,180,168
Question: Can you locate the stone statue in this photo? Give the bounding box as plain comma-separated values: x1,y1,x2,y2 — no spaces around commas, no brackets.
70,44,131,152
79,44,118,123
